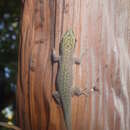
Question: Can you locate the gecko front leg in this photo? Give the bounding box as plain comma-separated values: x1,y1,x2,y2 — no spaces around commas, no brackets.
52,49,60,62
74,49,87,64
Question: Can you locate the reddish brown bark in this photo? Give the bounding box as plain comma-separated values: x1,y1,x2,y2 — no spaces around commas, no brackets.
17,0,130,130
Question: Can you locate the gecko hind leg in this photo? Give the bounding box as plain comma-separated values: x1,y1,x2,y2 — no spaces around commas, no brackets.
52,91,61,105
72,87,90,97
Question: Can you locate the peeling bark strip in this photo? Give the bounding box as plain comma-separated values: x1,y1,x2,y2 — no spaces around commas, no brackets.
0,122,21,130
17,0,130,130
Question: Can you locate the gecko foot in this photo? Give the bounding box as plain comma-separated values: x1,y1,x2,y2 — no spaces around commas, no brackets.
51,49,60,63
52,91,61,105
72,87,90,96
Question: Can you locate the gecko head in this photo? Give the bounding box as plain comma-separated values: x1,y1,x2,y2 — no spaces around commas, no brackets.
60,29,76,54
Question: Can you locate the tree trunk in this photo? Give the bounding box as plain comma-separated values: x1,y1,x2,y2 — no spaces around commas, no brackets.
17,0,130,130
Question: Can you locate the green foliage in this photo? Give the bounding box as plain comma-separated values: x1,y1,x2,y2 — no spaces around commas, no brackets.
0,0,21,128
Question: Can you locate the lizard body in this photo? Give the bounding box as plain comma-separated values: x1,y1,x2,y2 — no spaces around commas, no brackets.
52,29,87,130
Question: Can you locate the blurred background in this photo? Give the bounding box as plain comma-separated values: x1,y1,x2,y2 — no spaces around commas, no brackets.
0,0,21,129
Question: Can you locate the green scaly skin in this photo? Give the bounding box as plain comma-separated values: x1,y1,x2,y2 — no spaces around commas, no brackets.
58,29,75,130
52,29,85,130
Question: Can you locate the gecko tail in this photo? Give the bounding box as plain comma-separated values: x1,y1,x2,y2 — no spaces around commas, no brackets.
63,105,72,130
64,114,72,130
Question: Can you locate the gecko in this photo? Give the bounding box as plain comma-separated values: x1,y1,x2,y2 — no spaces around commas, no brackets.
52,29,88,130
